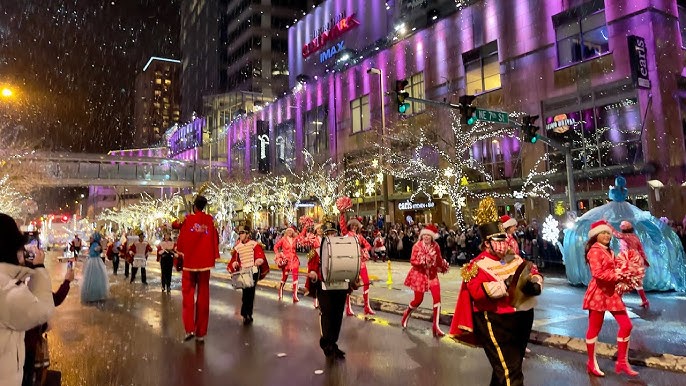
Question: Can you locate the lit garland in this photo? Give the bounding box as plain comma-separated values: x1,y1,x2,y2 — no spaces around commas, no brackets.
381,109,555,229
97,193,184,238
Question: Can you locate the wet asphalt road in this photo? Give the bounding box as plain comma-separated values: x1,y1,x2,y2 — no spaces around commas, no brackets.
43,254,684,386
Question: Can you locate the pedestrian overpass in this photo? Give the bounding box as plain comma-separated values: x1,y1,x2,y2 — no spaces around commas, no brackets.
23,152,227,188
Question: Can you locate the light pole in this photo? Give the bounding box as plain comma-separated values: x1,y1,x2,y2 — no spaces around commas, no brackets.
368,67,393,287
367,68,391,226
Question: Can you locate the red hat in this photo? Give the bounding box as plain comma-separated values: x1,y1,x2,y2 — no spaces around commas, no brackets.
419,224,439,240
620,221,633,231
500,215,517,230
588,220,613,239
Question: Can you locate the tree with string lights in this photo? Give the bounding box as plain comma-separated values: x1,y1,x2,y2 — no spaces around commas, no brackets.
381,108,555,229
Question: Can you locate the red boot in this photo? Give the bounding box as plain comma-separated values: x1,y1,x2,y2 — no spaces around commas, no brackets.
345,294,355,316
278,282,285,301
432,303,445,338
637,288,649,308
292,282,300,303
401,305,415,329
363,290,375,316
586,337,605,377
615,336,638,376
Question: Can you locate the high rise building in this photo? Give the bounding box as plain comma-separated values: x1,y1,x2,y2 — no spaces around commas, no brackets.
180,0,324,122
133,56,181,148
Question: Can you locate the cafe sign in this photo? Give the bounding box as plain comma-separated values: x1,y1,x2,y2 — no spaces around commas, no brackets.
398,201,435,211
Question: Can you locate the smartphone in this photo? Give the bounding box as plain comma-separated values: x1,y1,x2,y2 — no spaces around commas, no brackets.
23,231,40,261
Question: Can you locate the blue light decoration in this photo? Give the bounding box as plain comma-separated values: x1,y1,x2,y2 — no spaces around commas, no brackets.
563,176,686,291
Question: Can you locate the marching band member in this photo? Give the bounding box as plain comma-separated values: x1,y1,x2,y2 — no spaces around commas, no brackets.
583,220,638,377
157,232,177,293
339,213,374,317
228,224,268,325
400,224,449,337
449,198,543,386
307,220,348,359
273,226,301,303
500,215,520,256
128,233,152,285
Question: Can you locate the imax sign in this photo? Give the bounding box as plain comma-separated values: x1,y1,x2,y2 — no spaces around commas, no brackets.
319,41,345,63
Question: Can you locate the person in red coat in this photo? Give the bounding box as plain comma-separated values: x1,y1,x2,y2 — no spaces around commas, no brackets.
501,215,520,256
615,220,650,308
583,220,638,377
448,197,543,386
339,213,374,316
227,224,267,325
273,226,302,303
176,196,220,342
400,224,449,337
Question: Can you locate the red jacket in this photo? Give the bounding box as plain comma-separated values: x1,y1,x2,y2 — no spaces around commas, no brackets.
582,242,625,311
404,241,448,292
176,210,220,271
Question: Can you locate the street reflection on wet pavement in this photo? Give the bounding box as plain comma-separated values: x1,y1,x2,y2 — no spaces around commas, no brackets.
44,253,684,386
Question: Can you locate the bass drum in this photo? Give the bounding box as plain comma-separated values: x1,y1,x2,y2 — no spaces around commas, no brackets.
321,236,361,290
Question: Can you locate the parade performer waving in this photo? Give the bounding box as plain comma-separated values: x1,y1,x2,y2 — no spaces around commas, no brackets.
337,197,375,317
273,226,302,303
449,197,543,386
306,219,349,359
400,224,449,337
583,220,639,377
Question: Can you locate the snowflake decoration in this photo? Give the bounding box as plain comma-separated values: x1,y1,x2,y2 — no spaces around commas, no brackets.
542,215,560,244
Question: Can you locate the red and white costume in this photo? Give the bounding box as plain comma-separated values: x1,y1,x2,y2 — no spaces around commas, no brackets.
339,213,374,316
373,232,387,262
228,236,268,323
176,209,220,339
401,224,449,336
615,221,649,307
128,241,152,267
583,220,637,377
273,227,304,302
501,215,520,256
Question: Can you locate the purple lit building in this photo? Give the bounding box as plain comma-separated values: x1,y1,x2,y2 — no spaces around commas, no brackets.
193,0,686,224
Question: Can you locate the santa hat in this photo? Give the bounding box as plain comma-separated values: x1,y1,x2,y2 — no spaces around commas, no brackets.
419,224,440,240
588,220,613,239
620,221,633,231
284,226,297,235
500,215,517,230
347,216,362,228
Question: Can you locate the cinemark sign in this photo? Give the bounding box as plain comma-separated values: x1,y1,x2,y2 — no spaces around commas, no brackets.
302,13,360,58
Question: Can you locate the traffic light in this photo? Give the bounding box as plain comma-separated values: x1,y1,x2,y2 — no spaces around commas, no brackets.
395,79,410,114
521,115,540,143
459,95,477,125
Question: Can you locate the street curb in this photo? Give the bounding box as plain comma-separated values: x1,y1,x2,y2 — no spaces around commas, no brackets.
243,276,686,374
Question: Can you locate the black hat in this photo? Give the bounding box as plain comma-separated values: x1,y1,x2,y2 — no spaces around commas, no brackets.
478,222,507,241
321,220,338,234
236,221,251,234
474,197,507,241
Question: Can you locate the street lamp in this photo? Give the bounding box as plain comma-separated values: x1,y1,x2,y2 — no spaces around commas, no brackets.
367,67,391,227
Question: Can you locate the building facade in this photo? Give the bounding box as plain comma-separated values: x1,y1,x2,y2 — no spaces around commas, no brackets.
133,57,181,148
179,0,686,225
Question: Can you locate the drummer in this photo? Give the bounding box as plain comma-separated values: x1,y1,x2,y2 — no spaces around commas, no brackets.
307,220,348,360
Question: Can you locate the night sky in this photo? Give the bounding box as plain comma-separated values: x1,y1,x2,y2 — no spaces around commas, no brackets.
0,0,180,153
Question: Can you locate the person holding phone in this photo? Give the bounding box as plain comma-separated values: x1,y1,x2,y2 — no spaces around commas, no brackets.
80,232,109,303
0,213,55,386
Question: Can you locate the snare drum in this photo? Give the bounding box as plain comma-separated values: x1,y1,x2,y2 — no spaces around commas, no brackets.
321,236,361,290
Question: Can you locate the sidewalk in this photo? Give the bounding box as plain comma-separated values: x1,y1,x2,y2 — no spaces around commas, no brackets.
211,252,686,372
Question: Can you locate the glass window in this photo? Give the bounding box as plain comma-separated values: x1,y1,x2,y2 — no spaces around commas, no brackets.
463,42,501,95
408,72,425,114
545,98,642,170
555,10,609,67
304,106,328,155
470,136,521,181
351,95,370,133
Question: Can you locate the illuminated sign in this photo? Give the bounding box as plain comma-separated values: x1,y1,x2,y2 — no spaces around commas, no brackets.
398,201,435,211
302,13,360,58
628,35,650,89
320,41,346,63
545,114,576,134
256,121,270,173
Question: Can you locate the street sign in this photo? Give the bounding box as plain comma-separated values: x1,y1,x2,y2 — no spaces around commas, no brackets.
474,108,509,124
